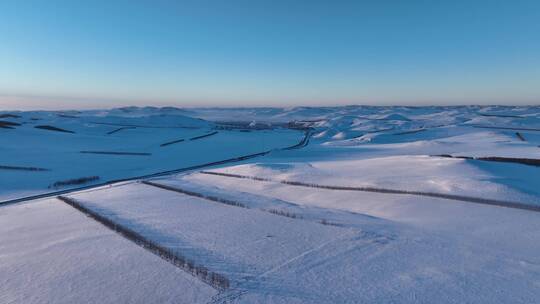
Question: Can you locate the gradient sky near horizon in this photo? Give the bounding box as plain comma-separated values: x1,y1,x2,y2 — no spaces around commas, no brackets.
1,0,540,109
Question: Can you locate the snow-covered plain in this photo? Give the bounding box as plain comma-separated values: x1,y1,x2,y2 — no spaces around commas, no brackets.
0,198,217,304
0,109,301,200
1,106,539,303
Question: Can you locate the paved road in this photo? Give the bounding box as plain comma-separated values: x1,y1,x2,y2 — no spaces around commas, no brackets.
0,129,310,207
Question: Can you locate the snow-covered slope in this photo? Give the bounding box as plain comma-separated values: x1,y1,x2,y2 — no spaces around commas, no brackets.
0,109,303,201
0,198,217,304
1,106,539,303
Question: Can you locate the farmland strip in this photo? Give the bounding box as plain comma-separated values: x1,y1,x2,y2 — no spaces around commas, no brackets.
200,171,540,213
142,181,247,208
57,195,230,290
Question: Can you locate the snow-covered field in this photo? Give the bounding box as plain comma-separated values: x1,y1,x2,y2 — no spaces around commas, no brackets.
0,109,301,201
1,106,539,303
0,198,217,304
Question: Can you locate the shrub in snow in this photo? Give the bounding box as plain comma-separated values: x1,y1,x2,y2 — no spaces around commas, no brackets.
49,176,100,189
266,209,301,219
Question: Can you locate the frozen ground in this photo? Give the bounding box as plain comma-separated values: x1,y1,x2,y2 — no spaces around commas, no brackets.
1,106,539,303
0,198,217,304
0,110,301,201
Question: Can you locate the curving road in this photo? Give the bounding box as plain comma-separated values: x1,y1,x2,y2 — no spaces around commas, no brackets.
0,129,311,207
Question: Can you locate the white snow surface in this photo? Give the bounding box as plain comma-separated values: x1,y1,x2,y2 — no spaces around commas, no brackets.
0,199,217,304
1,105,540,303
62,178,540,303
0,110,301,200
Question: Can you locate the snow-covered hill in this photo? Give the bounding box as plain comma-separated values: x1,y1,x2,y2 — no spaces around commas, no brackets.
1,106,539,303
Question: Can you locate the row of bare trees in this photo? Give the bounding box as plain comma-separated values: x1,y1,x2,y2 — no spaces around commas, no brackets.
57,195,230,290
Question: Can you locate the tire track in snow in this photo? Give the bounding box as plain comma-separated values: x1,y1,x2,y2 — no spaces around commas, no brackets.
208,231,378,304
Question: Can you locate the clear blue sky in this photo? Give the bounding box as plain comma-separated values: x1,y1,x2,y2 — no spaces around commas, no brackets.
1,0,539,109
